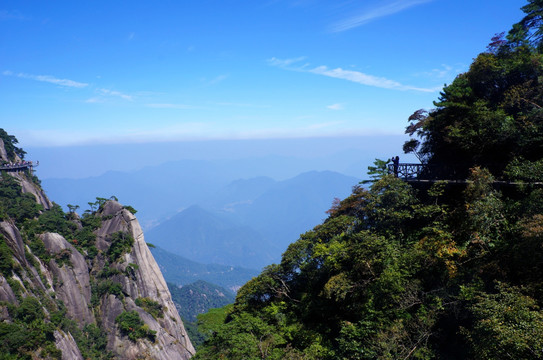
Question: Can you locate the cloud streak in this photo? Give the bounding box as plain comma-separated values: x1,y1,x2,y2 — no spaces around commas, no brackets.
330,0,433,33
327,103,344,110
3,70,88,88
310,66,436,92
268,57,438,92
267,56,306,67
98,88,133,101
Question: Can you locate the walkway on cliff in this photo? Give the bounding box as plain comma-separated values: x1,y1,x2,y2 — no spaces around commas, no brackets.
0,161,37,173
388,162,543,186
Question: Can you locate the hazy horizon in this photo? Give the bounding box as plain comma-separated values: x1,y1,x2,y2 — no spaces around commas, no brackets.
26,134,416,180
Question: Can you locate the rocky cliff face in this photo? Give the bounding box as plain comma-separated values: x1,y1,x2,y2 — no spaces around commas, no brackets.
0,133,194,359
94,201,194,359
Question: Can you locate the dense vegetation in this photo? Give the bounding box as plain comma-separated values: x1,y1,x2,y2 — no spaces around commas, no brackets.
0,173,43,223
115,310,156,342
170,280,236,323
0,128,26,161
195,2,543,359
0,297,61,359
151,246,258,291
168,280,236,348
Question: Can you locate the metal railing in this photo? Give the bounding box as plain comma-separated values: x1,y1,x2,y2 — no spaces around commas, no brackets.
388,163,426,179
0,161,37,172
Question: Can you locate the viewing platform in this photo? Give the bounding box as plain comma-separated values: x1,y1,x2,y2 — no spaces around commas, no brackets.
388,162,543,186
387,163,425,180
0,161,38,173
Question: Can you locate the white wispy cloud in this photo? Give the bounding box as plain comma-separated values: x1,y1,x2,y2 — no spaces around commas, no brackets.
327,103,344,110
3,70,88,88
85,88,133,103
267,56,306,67
310,65,434,91
330,0,433,33
267,58,438,92
98,88,133,101
85,98,103,104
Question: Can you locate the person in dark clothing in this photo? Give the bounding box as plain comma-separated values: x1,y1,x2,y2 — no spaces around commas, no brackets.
392,156,400,177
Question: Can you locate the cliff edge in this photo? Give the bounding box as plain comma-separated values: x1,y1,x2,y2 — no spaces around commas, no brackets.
0,130,194,359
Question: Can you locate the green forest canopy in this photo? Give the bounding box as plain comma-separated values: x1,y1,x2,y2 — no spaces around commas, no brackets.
194,2,543,359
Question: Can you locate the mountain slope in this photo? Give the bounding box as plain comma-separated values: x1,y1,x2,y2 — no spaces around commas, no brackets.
145,205,277,269
168,280,236,349
0,131,194,359
234,170,359,250
169,280,235,323
198,176,277,212
145,171,359,269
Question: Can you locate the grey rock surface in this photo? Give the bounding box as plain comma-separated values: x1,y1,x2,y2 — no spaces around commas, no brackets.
0,139,8,161
97,201,195,359
14,171,53,210
42,232,95,325
0,197,194,358
0,221,27,266
54,330,84,360
0,276,17,303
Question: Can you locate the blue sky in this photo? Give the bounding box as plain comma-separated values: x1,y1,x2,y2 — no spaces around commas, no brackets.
0,0,528,147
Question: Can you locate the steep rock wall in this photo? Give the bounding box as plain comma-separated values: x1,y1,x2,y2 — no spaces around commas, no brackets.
54,330,84,360
0,132,194,358
95,201,195,359
0,194,194,358
41,232,95,325
17,172,53,210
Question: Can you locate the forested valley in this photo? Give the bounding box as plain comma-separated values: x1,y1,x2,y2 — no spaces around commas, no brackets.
194,2,543,359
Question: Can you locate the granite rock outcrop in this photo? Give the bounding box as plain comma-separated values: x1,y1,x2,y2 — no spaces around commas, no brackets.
0,132,194,359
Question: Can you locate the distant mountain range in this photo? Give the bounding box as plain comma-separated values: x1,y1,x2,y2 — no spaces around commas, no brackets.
225,171,359,252
41,155,370,229
42,155,362,270
145,170,359,269
147,205,278,270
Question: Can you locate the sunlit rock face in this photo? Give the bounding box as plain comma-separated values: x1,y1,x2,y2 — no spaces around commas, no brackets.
95,200,195,359
0,138,194,359
41,232,95,326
